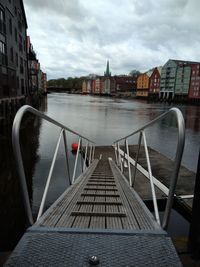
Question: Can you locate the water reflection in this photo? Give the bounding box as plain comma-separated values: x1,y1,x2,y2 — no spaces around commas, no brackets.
0,98,47,250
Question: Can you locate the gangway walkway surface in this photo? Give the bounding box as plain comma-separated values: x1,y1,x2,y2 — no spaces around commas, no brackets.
5,159,182,266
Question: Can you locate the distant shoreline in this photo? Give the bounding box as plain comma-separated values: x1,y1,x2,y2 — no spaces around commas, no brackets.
47,90,200,106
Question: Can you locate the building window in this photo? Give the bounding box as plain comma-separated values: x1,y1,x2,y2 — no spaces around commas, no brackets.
10,47,14,62
19,34,22,52
24,59,26,74
20,57,23,73
16,76,19,88
18,12,22,32
15,28,17,42
0,40,6,54
24,39,26,51
21,78,25,94
14,6,17,15
0,40,6,65
16,52,18,66
9,18,12,35
0,8,6,34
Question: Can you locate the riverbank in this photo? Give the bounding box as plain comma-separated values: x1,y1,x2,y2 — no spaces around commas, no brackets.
52,90,200,106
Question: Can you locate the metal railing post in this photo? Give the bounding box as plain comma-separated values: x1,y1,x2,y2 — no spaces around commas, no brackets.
80,138,83,172
132,132,142,187
72,138,81,184
118,142,123,172
122,140,126,173
12,112,34,226
125,139,132,186
89,143,92,165
37,129,63,220
92,144,95,161
114,143,118,165
142,131,160,225
162,113,185,229
62,130,71,185
83,142,88,171
117,142,120,167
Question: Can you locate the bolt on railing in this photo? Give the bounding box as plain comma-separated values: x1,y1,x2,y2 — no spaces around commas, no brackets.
12,105,95,225
114,107,185,229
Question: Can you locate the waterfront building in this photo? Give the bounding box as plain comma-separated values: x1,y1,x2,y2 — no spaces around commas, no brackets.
0,0,28,98
114,75,136,93
86,80,92,94
91,79,95,94
136,71,152,97
188,63,200,100
160,60,177,99
148,67,162,99
41,72,47,93
27,36,47,95
94,77,103,94
174,63,191,100
82,78,96,94
160,59,200,100
103,77,110,94
82,80,87,93
27,36,39,93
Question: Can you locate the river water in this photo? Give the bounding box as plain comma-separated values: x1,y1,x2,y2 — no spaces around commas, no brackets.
0,93,199,250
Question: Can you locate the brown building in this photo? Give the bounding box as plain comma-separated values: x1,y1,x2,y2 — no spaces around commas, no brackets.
0,0,28,99
114,76,136,93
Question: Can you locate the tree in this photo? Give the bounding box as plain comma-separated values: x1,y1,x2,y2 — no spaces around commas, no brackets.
129,70,141,77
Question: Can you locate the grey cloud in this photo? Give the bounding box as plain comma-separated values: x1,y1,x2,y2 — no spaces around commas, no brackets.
24,0,200,79
24,0,86,21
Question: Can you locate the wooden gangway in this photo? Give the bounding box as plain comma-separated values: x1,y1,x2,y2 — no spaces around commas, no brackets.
5,159,182,266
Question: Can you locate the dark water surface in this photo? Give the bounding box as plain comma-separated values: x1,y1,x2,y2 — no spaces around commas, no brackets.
0,93,199,250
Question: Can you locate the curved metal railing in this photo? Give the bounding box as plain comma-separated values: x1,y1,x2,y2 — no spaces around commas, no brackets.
113,107,185,229
12,105,95,226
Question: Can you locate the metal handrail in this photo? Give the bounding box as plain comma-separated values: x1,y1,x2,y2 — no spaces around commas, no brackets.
12,105,95,226
113,107,185,229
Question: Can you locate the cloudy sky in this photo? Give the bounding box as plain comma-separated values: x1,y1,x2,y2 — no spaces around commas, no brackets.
23,0,200,80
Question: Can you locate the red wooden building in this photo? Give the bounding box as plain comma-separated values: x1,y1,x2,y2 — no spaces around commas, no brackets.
188,64,200,100
148,67,161,98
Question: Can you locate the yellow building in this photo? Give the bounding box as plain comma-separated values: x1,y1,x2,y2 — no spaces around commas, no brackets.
136,71,152,97
82,80,87,93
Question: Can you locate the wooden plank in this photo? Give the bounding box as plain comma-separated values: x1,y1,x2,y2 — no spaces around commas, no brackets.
87,183,116,186
71,212,126,217
81,193,120,197
84,187,118,191
109,160,161,230
38,160,99,227
77,201,122,205
72,190,94,228
54,163,99,227
90,194,106,229
106,189,123,230
88,180,115,183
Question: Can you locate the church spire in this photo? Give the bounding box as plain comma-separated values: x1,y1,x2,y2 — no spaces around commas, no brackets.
104,60,111,77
